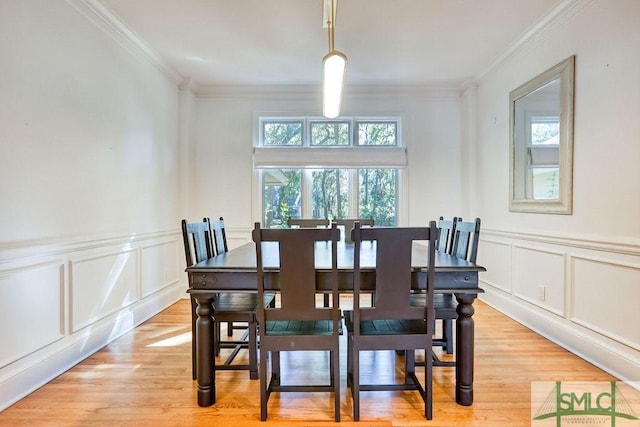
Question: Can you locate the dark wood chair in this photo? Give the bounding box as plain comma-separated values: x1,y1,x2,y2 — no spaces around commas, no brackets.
331,217,374,242
252,223,342,422
345,222,437,420
182,218,267,380
286,218,330,228
434,216,459,354
206,217,240,338
451,217,481,264
412,217,481,366
436,215,459,253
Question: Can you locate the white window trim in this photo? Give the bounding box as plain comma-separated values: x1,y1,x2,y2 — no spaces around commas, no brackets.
252,115,407,225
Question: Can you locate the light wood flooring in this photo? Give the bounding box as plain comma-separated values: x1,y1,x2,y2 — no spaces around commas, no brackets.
0,298,618,426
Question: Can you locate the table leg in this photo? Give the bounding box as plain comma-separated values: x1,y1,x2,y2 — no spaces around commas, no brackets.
193,294,216,407
455,293,476,406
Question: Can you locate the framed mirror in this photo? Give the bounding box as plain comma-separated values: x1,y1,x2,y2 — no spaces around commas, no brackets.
509,56,575,214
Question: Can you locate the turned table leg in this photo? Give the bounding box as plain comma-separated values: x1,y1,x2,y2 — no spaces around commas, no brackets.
193,294,216,407
455,293,476,406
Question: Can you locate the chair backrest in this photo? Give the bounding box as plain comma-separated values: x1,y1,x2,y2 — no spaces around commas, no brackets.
451,217,481,263
352,222,436,323
286,218,330,228
436,216,459,254
206,216,228,256
253,222,340,324
181,218,214,267
332,218,374,242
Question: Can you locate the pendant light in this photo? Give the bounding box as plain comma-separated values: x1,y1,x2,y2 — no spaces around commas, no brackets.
322,0,347,118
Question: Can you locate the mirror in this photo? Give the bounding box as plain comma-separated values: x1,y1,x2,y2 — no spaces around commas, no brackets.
509,56,575,214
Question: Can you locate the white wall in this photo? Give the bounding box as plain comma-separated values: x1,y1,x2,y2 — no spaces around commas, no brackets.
473,0,640,383
0,0,184,409
194,86,464,247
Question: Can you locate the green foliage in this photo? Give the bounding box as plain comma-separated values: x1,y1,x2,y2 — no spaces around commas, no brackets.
263,169,302,227
359,169,397,225
358,122,396,145
263,122,303,146
311,122,349,145
311,169,348,219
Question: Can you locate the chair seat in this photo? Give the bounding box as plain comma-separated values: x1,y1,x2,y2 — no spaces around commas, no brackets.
410,293,458,319
212,293,275,318
344,311,428,335
265,318,343,336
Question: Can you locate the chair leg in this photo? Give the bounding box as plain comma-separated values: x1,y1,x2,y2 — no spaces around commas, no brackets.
405,349,415,384
259,347,268,421
443,319,454,354
271,351,281,386
332,349,340,422
352,348,360,421
190,297,197,380
214,321,221,356
227,321,233,337
248,320,258,380
425,346,433,420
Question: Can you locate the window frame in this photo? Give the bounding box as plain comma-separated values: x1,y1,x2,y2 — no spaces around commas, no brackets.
254,116,404,226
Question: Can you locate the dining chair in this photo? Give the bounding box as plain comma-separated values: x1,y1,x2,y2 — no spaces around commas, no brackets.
331,217,374,243
206,217,238,339
182,218,268,380
286,218,330,228
436,215,459,253
252,222,342,422
345,221,437,420
451,217,481,265
412,217,481,367
434,216,459,354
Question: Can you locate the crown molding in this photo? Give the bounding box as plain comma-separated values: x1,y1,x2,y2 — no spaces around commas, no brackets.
478,0,594,80
65,0,183,85
196,84,462,99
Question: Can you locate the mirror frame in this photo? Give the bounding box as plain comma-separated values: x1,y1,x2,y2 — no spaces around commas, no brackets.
509,56,575,214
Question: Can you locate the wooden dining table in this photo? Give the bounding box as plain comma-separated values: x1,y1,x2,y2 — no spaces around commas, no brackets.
187,240,485,408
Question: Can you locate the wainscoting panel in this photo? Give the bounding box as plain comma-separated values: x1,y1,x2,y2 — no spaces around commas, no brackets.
69,248,138,333
476,239,512,294
480,228,640,386
513,245,565,316
0,230,185,411
0,263,64,369
571,256,640,351
141,240,180,298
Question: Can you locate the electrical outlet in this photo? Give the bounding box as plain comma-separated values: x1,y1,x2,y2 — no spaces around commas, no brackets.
538,285,546,301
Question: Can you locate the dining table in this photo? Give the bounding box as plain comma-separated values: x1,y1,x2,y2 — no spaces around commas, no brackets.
186,239,485,408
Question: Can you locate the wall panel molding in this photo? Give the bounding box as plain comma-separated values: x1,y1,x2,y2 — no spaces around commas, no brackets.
482,228,639,256
479,227,640,388
570,255,640,351
512,245,566,316
0,262,65,369
0,230,184,411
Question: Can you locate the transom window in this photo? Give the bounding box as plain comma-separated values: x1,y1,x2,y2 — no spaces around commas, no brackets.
256,117,404,228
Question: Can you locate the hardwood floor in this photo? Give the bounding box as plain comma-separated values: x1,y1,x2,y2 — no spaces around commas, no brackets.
0,298,618,426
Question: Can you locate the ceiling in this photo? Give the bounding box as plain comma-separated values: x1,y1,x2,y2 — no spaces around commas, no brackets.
99,0,561,88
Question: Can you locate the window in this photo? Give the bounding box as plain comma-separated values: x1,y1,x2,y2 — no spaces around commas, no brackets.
262,120,303,146
530,116,560,199
311,121,349,146
358,121,397,146
256,117,404,228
